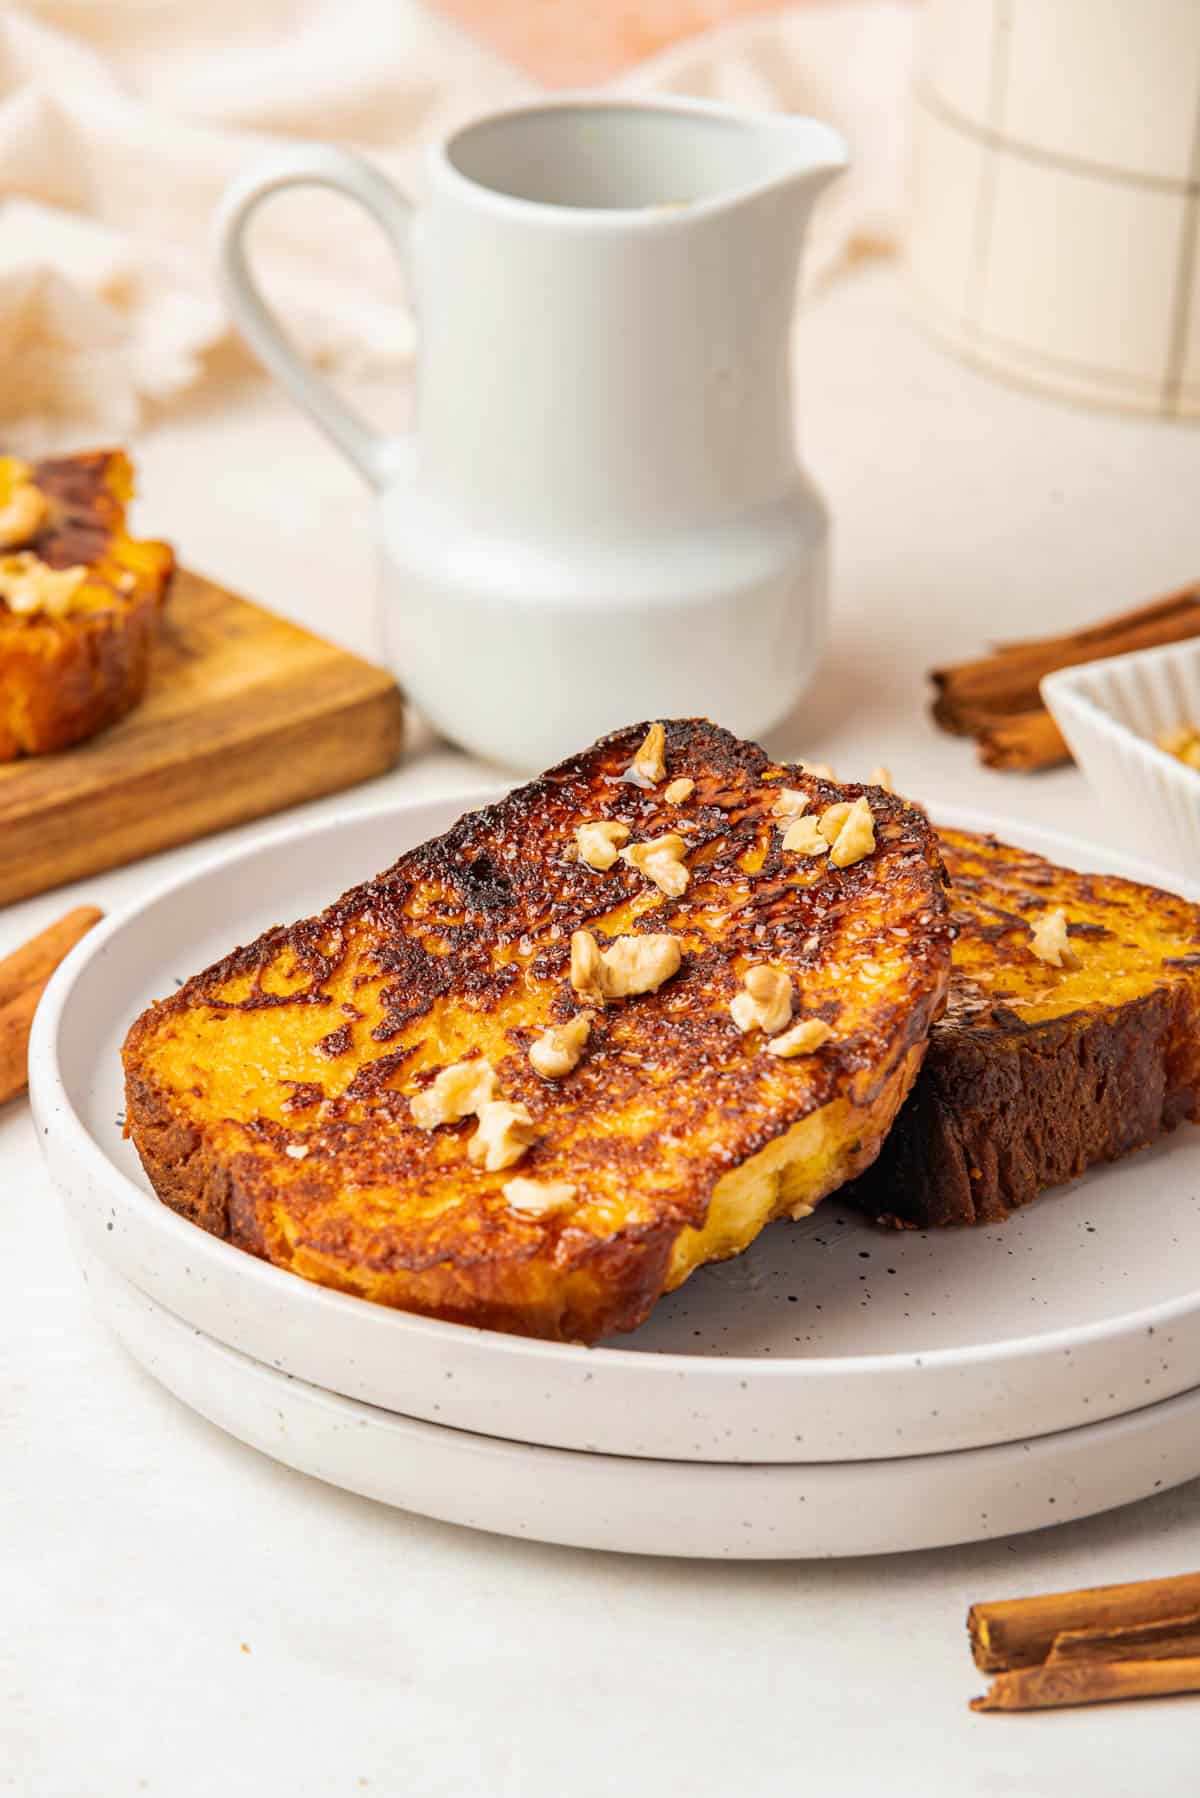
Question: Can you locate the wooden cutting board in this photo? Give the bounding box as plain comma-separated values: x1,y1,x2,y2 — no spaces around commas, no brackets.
0,568,406,907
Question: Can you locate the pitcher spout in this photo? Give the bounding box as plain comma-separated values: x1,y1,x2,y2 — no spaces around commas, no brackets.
747,115,849,205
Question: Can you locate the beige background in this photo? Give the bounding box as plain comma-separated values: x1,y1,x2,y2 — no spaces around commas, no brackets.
5,263,1200,1796
4,5,1200,1787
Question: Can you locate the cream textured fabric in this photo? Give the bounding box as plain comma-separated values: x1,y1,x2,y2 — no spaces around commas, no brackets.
0,1,913,447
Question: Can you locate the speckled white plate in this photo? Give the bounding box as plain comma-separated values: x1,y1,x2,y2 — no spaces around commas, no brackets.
80,1242,1200,1559
30,790,1200,1464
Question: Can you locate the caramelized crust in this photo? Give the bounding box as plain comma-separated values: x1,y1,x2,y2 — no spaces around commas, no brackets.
0,451,174,759
851,828,1200,1226
123,721,952,1341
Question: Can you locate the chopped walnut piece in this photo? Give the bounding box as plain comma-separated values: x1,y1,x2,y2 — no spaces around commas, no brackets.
409,1058,497,1130
626,722,667,787
1158,726,1200,771
1029,906,1079,969
0,553,87,618
816,801,853,844
781,815,829,857
730,964,794,1036
0,479,47,551
570,929,606,1004
622,832,690,897
799,760,836,780
576,819,630,871
468,1100,537,1171
767,1017,835,1058
664,777,695,804
771,788,808,826
868,766,893,792
828,797,876,868
572,928,682,1002
284,1143,310,1161
502,1177,578,1216
597,932,682,998
529,1010,593,1078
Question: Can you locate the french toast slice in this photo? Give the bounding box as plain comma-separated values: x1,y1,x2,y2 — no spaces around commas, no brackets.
849,827,1200,1227
123,720,952,1342
0,450,174,759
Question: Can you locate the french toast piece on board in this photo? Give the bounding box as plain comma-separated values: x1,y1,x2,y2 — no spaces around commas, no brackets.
0,451,174,760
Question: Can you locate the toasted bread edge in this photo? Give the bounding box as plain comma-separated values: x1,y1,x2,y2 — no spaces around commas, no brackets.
851,935,1200,1230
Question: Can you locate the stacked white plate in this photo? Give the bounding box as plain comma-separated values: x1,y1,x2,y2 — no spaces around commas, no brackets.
30,794,1200,1558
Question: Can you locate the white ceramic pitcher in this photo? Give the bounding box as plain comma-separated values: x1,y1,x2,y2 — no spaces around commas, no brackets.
216,100,847,768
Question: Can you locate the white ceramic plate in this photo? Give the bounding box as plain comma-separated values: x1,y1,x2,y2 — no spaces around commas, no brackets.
80,1242,1200,1559
31,792,1200,1464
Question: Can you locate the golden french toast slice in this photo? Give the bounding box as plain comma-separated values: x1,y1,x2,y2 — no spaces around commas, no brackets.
0,450,174,759
123,721,952,1342
850,827,1200,1226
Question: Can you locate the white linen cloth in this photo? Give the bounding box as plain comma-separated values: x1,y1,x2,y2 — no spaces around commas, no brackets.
0,0,914,450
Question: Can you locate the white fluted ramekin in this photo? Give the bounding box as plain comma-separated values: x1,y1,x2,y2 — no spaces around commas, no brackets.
1042,638,1200,877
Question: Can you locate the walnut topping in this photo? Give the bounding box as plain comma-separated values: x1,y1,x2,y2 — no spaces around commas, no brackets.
502,1177,578,1216
799,760,836,780
571,928,682,1002
570,929,606,1003
816,801,853,844
0,478,48,550
767,1017,835,1058
529,1010,593,1078
576,819,630,871
626,722,667,787
0,553,87,618
599,932,682,998
771,788,808,826
781,815,829,857
1029,906,1079,969
468,1100,537,1172
868,766,893,792
1158,725,1200,771
621,832,690,897
730,964,794,1035
664,777,695,804
826,797,876,868
284,1143,310,1160
409,1058,497,1130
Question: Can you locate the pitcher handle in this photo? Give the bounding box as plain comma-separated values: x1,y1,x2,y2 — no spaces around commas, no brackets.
215,146,412,490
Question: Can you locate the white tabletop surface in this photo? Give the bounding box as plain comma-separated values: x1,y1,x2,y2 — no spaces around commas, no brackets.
5,268,1200,1796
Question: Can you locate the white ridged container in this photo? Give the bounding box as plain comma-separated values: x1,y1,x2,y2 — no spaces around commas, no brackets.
1042,638,1200,875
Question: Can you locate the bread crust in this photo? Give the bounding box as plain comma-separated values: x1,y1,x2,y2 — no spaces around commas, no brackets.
0,451,174,759
850,828,1200,1227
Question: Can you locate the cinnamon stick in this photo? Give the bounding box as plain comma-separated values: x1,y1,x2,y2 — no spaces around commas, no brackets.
1046,1610,1200,1666
971,1658,1200,1713
994,584,1200,659
933,596,1200,731
969,1572,1200,1672
0,982,47,1106
977,708,1070,773
0,906,102,1104
0,905,103,1010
